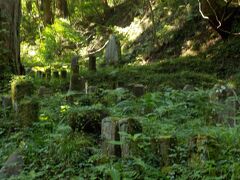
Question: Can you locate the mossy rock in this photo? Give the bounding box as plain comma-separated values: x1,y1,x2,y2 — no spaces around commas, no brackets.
16,98,39,127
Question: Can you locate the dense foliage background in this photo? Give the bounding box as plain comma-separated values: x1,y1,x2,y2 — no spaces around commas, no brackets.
1,0,240,179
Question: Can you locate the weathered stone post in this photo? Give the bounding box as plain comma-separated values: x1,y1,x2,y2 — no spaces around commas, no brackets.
105,34,121,66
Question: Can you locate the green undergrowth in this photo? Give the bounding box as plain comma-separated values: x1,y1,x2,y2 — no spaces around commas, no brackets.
1,86,240,179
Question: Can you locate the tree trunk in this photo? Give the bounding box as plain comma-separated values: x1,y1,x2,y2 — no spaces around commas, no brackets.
43,0,53,24
0,0,23,90
56,0,68,18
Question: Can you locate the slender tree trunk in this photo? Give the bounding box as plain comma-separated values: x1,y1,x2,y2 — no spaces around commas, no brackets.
56,0,68,18
43,0,54,24
0,0,23,90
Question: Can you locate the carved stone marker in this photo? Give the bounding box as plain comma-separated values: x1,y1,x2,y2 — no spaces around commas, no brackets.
0,151,24,179
210,84,238,127
118,118,142,157
101,117,120,156
151,136,176,167
89,55,97,72
105,34,121,66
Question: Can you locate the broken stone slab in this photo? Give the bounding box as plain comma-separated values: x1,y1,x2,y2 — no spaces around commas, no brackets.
151,136,176,167
118,118,142,158
0,151,24,179
101,117,121,157
105,34,121,66
89,55,97,72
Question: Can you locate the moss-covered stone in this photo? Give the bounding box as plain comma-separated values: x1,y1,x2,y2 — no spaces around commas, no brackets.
11,76,34,110
16,98,39,127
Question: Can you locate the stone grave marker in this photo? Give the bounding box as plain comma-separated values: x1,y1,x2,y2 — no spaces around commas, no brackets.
105,34,121,66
